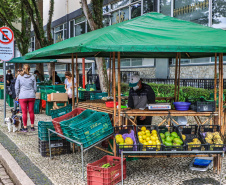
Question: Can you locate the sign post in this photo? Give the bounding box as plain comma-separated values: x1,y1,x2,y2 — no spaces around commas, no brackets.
0,27,14,122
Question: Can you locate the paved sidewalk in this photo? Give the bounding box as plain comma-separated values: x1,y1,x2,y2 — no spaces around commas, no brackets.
0,163,14,185
0,100,225,185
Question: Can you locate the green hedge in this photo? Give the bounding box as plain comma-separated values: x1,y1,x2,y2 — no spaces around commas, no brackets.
119,82,225,102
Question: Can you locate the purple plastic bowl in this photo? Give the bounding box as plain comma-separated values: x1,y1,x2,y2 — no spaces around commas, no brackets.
173,102,191,111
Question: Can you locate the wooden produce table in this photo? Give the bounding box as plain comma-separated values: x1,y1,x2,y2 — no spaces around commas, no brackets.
78,100,115,114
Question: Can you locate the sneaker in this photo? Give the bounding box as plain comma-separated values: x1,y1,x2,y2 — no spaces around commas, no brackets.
20,128,28,132
31,127,35,131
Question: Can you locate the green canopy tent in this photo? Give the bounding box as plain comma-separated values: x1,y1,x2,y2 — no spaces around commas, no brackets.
25,12,226,60
24,13,226,162
7,56,57,63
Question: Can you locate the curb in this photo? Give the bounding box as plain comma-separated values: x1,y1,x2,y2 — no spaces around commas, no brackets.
0,143,35,185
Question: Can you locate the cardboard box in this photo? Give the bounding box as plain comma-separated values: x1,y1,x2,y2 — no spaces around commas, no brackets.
36,92,41,99
50,93,68,102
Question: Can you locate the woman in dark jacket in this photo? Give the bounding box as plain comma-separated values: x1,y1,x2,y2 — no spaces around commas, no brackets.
6,69,13,86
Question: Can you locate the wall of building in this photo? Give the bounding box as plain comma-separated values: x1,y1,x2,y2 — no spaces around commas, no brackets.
120,65,226,79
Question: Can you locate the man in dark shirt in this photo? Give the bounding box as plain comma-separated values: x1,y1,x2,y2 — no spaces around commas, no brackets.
128,75,155,125
50,71,62,84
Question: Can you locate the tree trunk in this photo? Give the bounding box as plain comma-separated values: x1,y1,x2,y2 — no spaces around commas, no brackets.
96,57,108,92
81,0,108,92
81,0,97,31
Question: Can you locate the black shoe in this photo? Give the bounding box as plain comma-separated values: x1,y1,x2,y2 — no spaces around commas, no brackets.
20,128,28,132
31,127,35,131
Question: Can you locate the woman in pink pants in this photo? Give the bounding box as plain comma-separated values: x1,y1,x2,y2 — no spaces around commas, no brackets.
15,64,37,132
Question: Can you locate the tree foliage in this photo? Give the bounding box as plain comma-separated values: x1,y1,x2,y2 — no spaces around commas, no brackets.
0,0,30,55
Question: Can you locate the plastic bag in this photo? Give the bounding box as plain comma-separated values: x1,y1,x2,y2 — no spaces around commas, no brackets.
67,88,72,98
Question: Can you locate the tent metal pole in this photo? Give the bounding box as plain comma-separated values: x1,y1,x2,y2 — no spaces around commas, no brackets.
214,53,217,106
118,52,121,126
52,63,55,85
177,53,181,101
3,61,6,122
82,58,85,89
174,53,178,102
71,53,75,110
112,52,116,156
218,53,221,126
220,53,224,133
108,53,112,96
76,54,79,104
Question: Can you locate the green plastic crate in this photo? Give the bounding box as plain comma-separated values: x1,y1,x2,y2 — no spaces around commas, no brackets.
86,84,96,91
70,112,113,148
60,109,96,138
6,94,14,107
52,85,66,92
90,92,108,100
50,105,72,119
38,121,62,141
46,102,53,116
0,89,4,99
34,99,40,114
40,89,56,100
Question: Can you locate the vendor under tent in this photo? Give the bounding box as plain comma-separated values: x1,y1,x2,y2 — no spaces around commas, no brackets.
25,12,226,175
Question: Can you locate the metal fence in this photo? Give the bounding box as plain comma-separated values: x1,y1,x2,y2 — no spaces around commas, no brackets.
142,78,225,89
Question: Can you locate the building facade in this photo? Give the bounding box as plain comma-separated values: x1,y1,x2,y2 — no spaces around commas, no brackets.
29,0,226,78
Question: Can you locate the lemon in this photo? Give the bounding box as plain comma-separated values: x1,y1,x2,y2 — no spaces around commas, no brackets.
156,141,161,145
146,137,150,142
152,133,158,137
150,136,156,141
138,131,143,136
156,139,160,143
148,140,153,145
141,126,146,131
139,138,143,143
146,133,151,137
142,131,146,135
145,130,150,134
142,135,147,140
138,135,143,139
152,141,157,145
143,142,148,145
152,130,157,134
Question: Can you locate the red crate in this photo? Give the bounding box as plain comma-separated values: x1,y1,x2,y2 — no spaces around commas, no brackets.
87,155,126,185
52,108,85,137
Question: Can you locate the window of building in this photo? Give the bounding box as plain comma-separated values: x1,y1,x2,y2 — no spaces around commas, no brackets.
30,37,35,52
143,0,154,14
160,0,171,16
75,16,86,36
174,0,209,26
172,57,211,65
54,23,67,43
131,3,142,18
212,0,226,28
115,58,154,67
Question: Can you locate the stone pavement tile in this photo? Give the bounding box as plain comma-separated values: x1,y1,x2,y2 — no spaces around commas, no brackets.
1,178,13,184
1,175,10,180
4,183,14,185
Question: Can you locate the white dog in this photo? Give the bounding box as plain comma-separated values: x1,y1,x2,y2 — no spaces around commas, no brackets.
5,116,22,132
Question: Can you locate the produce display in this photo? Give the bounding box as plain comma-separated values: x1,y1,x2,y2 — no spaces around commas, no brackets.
187,138,202,149
205,132,223,147
160,131,183,147
115,134,134,148
101,163,115,168
137,126,161,151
